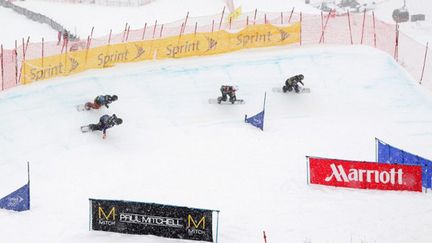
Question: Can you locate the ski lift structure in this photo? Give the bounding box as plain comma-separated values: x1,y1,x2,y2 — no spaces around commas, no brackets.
392,0,409,23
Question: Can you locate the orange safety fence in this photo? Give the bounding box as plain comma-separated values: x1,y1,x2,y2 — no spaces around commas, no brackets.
0,9,431,92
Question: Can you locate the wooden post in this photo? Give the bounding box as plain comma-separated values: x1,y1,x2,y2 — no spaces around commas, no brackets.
229,16,232,29
281,12,283,25
347,10,353,45
152,20,158,39
194,22,197,36
288,7,294,23
264,14,267,24
253,8,257,25
211,19,215,33
420,42,429,84
361,9,366,45
219,6,226,30
142,23,147,40
372,11,377,47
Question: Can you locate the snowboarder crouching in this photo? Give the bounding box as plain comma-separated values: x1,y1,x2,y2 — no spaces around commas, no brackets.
283,74,304,93
88,114,123,139
85,95,118,110
218,85,237,104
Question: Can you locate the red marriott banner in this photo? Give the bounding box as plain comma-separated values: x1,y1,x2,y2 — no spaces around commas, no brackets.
308,157,422,192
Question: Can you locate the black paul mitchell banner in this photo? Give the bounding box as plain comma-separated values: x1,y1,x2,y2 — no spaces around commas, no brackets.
89,199,217,242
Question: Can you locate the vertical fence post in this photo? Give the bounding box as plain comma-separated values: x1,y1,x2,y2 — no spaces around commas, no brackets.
253,8,257,25
125,25,130,42
319,11,332,44
246,16,249,26
84,32,93,64
361,9,366,45
229,16,232,29
86,26,94,55
64,38,68,74
41,38,44,77
320,11,324,43
108,29,112,45
281,12,283,25
21,38,24,84
264,14,267,24
179,23,184,39
142,23,147,40
159,24,164,39
86,26,94,57
420,42,429,84
194,22,197,36
211,20,215,33
219,6,226,30
152,20,158,39
300,12,303,46
372,11,377,47
122,23,128,42
394,24,399,61
14,40,18,85
1,44,3,90
288,7,294,23
347,10,353,44
182,11,189,35
19,37,30,84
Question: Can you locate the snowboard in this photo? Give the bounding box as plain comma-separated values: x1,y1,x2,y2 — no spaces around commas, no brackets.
272,87,311,93
208,98,245,105
80,125,92,133
76,104,89,112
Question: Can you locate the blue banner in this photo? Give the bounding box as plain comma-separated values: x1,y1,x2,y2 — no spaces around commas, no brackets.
376,138,432,188
245,111,264,130
0,183,30,212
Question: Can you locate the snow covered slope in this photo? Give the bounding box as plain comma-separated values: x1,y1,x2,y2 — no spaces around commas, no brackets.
1,44,432,243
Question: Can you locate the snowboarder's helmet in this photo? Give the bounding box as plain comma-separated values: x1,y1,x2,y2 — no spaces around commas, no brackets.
116,118,123,125
112,95,118,101
298,74,304,80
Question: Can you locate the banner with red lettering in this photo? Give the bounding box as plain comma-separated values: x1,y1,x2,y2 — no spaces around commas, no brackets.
308,157,422,192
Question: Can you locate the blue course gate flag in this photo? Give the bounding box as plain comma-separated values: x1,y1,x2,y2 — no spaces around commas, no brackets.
245,92,266,131
245,111,265,130
0,183,30,212
376,138,432,189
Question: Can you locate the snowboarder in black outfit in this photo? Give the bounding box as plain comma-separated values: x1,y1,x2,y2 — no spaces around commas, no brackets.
85,95,118,110
283,74,304,93
218,85,237,104
85,114,123,139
